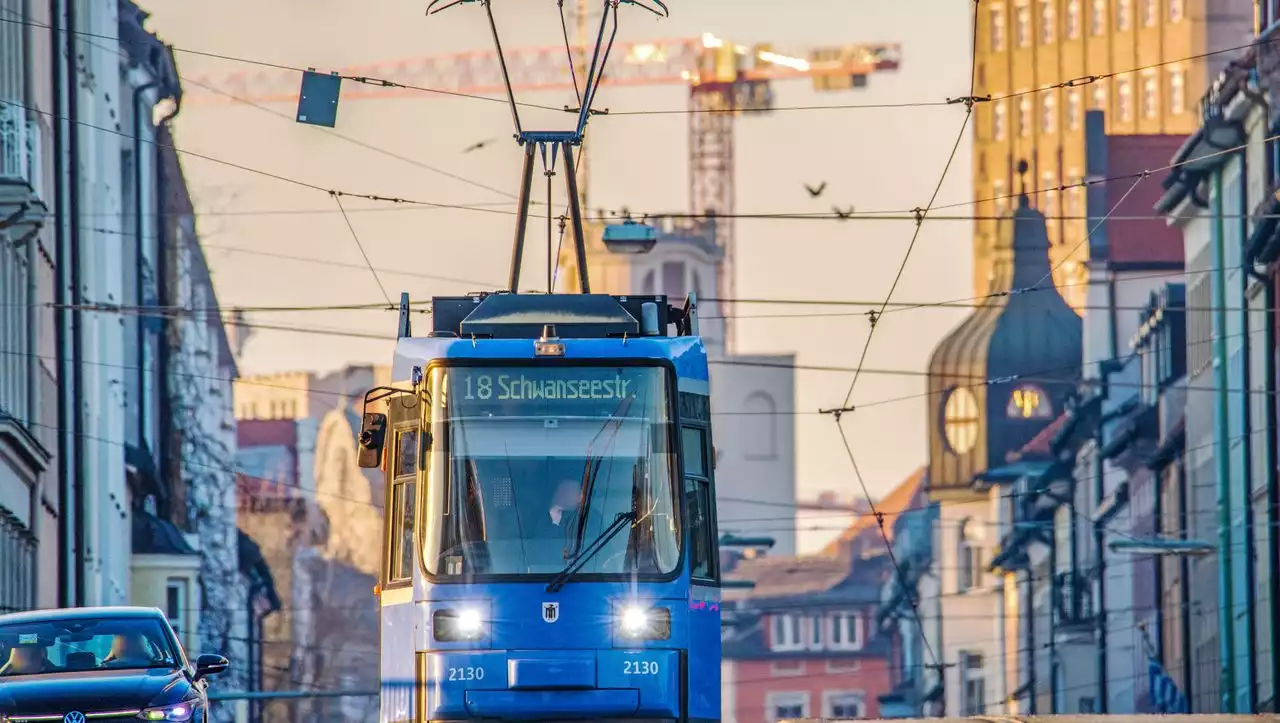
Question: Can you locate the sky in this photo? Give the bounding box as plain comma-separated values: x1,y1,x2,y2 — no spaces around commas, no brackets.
142,0,976,553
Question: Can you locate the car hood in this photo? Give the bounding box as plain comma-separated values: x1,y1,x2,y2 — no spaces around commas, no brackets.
0,668,190,715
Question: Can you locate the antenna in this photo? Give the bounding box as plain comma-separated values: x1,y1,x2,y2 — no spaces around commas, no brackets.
426,0,669,294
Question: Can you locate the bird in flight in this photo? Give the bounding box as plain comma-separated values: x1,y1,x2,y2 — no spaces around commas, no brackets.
833,206,855,220
463,138,497,153
805,181,828,198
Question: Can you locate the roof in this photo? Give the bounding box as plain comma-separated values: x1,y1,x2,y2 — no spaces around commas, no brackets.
0,607,166,624
132,507,198,556
725,555,851,601
820,466,926,557
1090,128,1187,268
1007,412,1070,462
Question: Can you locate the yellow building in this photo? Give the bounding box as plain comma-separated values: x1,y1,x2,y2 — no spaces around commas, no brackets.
971,0,1253,308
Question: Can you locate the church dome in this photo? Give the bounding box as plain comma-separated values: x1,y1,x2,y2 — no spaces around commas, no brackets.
927,169,1082,498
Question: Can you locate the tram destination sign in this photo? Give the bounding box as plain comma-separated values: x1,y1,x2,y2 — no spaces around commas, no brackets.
449,366,665,413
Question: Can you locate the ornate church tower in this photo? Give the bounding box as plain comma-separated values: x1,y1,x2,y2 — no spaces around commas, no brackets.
927,161,1083,500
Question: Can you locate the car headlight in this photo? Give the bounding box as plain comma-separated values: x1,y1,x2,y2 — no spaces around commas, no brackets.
433,607,485,642
139,703,195,722
618,605,671,641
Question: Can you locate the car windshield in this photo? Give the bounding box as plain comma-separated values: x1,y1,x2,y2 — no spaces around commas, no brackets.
426,365,680,578
0,617,179,677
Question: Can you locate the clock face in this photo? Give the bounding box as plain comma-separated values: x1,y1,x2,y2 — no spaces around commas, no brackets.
1007,384,1052,419
942,387,980,455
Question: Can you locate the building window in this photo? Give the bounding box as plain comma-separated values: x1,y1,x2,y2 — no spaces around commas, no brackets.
808,615,824,649
991,4,1007,51
1066,169,1083,218
1142,0,1157,25
743,391,778,459
0,513,36,614
1066,0,1081,37
1018,95,1032,136
1040,0,1055,43
828,612,863,650
1118,77,1133,120
1016,2,1031,47
165,579,187,642
1090,0,1105,34
661,260,687,300
1042,171,1057,218
961,652,986,715
640,269,655,295
1067,88,1082,129
824,692,866,719
1092,81,1107,110
1116,0,1131,29
993,179,1008,216
1042,92,1056,133
1142,73,1159,118
958,518,982,591
767,692,810,722
771,614,802,651
994,100,1007,140
1169,68,1186,114
1169,0,1183,21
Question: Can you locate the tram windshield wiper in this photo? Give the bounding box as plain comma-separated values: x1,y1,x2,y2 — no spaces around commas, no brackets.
545,510,636,593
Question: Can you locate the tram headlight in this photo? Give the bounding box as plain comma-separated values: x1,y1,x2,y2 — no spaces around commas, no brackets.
434,607,486,642
618,604,671,641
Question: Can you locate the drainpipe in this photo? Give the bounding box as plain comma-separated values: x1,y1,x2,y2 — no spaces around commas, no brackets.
132,80,156,458
64,0,86,608
1026,567,1036,714
1048,531,1058,713
49,0,71,609
1241,85,1270,711
1092,270,1121,713
154,95,178,519
1211,168,1237,713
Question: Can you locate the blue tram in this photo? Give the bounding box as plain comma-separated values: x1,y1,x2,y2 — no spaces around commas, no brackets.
359,291,723,723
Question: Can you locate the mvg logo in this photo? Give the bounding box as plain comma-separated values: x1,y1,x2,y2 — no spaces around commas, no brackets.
542,602,559,623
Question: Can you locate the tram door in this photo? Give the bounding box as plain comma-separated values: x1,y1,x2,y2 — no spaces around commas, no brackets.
380,392,423,723
680,389,722,720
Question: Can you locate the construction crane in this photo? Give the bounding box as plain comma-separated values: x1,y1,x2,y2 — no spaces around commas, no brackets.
185,33,900,347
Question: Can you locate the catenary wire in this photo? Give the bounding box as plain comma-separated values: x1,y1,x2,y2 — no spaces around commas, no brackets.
332,192,395,305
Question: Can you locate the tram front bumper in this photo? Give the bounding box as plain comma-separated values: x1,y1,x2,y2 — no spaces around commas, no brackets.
422,650,680,720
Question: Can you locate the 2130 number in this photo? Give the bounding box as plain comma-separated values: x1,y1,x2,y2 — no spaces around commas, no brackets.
447,666,485,681
623,660,659,675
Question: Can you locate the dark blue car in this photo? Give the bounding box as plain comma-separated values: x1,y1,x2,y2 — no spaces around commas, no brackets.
0,606,229,722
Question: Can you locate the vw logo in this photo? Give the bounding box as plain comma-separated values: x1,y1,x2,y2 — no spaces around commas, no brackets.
63,713,86,723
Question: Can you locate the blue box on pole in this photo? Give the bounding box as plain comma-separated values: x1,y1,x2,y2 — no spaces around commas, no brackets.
297,69,341,128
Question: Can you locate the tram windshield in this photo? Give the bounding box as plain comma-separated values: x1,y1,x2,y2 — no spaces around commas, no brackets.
426,365,681,579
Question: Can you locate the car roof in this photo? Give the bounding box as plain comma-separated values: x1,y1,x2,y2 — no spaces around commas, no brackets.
0,606,166,625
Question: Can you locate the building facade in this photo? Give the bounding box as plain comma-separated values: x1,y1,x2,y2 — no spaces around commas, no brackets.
721,470,926,723
0,4,270,717
971,0,1253,306
234,367,387,722
925,168,1083,715
0,0,56,614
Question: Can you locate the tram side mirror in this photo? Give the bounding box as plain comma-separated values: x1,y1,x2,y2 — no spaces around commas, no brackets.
602,220,657,255
357,413,388,469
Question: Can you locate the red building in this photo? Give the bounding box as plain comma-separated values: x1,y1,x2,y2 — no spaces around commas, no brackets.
721,472,925,723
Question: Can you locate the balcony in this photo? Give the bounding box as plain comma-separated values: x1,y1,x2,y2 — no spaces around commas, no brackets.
0,102,46,243
1054,570,1097,631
